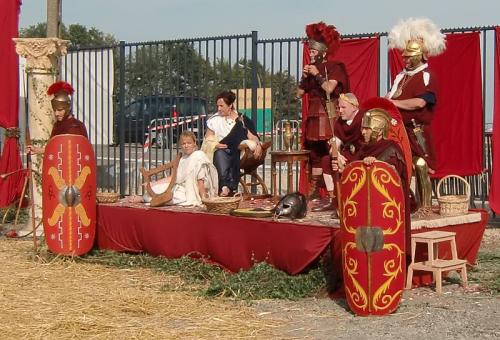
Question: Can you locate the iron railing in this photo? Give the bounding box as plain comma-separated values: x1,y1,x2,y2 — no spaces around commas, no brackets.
5,26,497,221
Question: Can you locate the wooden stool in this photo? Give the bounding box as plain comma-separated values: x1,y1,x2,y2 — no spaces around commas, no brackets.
406,230,468,294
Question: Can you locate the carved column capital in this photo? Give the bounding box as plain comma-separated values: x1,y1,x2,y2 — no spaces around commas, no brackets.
13,38,70,73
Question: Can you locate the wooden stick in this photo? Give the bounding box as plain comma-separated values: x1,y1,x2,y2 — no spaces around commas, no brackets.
25,111,38,251
27,158,37,251
14,174,29,227
323,66,343,221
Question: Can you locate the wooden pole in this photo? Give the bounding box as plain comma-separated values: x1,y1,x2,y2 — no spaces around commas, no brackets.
46,0,62,38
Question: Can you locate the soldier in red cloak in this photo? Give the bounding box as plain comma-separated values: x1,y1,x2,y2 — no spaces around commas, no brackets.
386,18,446,213
357,109,411,243
296,21,349,212
27,81,88,155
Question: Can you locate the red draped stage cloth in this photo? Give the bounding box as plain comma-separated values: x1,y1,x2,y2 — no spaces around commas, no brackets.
97,205,334,275
97,205,487,287
389,32,484,178
0,0,23,207
489,27,500,214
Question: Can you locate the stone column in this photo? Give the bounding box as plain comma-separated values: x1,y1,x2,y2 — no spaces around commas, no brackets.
13,38,70,226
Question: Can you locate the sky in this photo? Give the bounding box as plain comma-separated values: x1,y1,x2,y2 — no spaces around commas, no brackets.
19,0,499,42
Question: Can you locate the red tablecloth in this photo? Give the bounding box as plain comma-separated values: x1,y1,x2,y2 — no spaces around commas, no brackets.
97,205,334,275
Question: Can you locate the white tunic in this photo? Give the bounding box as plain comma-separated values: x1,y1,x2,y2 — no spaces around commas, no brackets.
206,112,237,139
147,150,218,206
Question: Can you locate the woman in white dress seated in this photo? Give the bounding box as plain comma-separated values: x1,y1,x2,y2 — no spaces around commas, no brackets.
144,131,218,206
201,90,262,197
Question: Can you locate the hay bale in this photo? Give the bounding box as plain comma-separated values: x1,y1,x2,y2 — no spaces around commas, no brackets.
0,239,282,338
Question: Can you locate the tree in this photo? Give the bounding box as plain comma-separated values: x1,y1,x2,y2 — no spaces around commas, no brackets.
270,71,300,122
20,22,118,48
124,42,215,101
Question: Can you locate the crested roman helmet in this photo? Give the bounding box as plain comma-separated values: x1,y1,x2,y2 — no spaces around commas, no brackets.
388,18,446,69
47,81,75,113
360,97,413,181
361,109,392,142
305,21,341,62
274,192,308,220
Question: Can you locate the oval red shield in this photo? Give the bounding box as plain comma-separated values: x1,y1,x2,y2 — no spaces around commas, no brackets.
339,160,406,316
42,134,96,255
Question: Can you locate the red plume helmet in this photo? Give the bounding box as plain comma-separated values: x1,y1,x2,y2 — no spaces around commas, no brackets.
47,81,75,96
305,21,341,61
47,81,74,112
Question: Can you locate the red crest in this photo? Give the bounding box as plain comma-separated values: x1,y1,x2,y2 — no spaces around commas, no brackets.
42,134,96,255
339,160,406,316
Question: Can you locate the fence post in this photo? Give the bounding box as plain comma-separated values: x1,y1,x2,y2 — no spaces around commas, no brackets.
251,31,258,124
119,41,126,196
251,31,259,194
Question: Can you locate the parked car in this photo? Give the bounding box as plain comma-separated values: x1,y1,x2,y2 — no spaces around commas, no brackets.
114,95,207,145
147,109,207,149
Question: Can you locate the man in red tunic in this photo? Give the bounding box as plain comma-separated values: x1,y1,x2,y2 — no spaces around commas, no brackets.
296,21,349,212
386,18,446,213
27,81,88,154
333,93,364,167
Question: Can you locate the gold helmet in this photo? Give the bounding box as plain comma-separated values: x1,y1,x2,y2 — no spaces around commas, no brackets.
388,18,446,68
361,108,391,141
402,39,426,69
47,81,74,113
402,39,425,57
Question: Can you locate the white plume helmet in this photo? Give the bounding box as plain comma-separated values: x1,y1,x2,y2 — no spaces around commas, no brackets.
388,17,446,57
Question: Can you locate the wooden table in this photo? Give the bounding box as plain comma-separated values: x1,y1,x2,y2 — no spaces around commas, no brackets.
270,150,310,196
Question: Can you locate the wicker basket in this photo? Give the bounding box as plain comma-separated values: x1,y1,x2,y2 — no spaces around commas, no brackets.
96,191,120,204
202,193,242,214
437,175,470,217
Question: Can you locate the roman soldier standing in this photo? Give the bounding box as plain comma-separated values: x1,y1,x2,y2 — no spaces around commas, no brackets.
387,18,446,213
297,21,350,212
27,81,88,155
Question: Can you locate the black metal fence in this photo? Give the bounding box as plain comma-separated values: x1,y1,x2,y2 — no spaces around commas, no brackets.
4,26,497,218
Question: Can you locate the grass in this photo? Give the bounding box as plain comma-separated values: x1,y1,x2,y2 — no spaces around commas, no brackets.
71,249,327,300
468,250,500,294
34,245,499,300
29,231,500,300
0,207,29,225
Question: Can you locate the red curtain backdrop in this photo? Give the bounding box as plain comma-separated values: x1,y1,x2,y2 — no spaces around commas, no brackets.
389,32,484,177
489,27,500,214
0,0,23,207
335,36,380,103
299,37,380,193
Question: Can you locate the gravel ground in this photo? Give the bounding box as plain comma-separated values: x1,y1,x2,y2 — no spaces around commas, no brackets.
254,227,500,339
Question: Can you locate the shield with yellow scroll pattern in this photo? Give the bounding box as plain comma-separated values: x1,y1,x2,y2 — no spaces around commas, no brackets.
339,160,405,316
42,134,96,255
